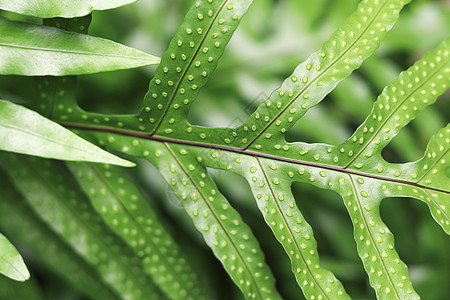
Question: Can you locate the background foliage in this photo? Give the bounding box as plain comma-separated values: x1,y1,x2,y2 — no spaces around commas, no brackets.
0,0,449,299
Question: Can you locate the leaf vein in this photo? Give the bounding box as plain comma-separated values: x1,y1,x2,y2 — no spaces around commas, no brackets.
344,61,448,169
0,42,152,60
348,174,400,300
256,157,329,299
244,0,390,150
164,142,264,299
150,0,229,135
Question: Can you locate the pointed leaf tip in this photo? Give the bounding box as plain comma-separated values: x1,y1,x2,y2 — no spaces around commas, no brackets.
0,233,30,282
0,18,160,76
0,100,135,167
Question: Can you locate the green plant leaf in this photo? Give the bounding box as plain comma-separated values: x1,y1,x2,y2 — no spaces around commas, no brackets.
68,162,208,300
32,14,207,296
0,173,120,299
0,275,44,300
404,125,450,234
147,141,282,300
231,0,412,150
79,136,284,299
0,233,29,282
338,39,449,169
196,149,351,299
0,100,134,167
0,154,165,299
0,17,159,76
0,0,138,18
3,0,449,299
138,0,254,134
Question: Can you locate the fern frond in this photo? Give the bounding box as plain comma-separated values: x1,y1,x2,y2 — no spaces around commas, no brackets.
100,137,283,300
399,125,450,234
199,148,350,299
341,175,420,299
42,1,448,298
233,0,411,150
0,173,119,300
138,0,253,135
340,39,449,169
68,162,207,300
0,154,164,300
1,0,448,299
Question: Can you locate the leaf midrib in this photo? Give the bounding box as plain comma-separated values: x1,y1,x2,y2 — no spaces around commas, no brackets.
59,121,450,195
0,42,152,60
149,0,229,135
257,157,330,299
164,142,265,300
348,175,402,299
86,163,192,296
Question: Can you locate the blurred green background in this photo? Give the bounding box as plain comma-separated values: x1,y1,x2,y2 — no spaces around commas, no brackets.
0,0,449,299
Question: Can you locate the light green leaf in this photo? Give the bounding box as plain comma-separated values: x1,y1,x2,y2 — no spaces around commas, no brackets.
225,0,411,149
341,176,420,300
0,18,160,76
0,233,29,282
0,0,138,18
0,100,134,167
79,135,283,300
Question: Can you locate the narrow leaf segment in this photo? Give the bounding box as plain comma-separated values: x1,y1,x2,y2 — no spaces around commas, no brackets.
0,154,164,300
0,0,138,18
68,162,207,300
0,18,159,76
0,100,134,167
0,175,120,299
138,0,253,135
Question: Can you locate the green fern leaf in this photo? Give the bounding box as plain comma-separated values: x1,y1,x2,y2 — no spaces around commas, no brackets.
68,162,208,300
1,0,448,299
0,174,120,299
0,154,165,300
339,39,448,169
138,0,253,134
